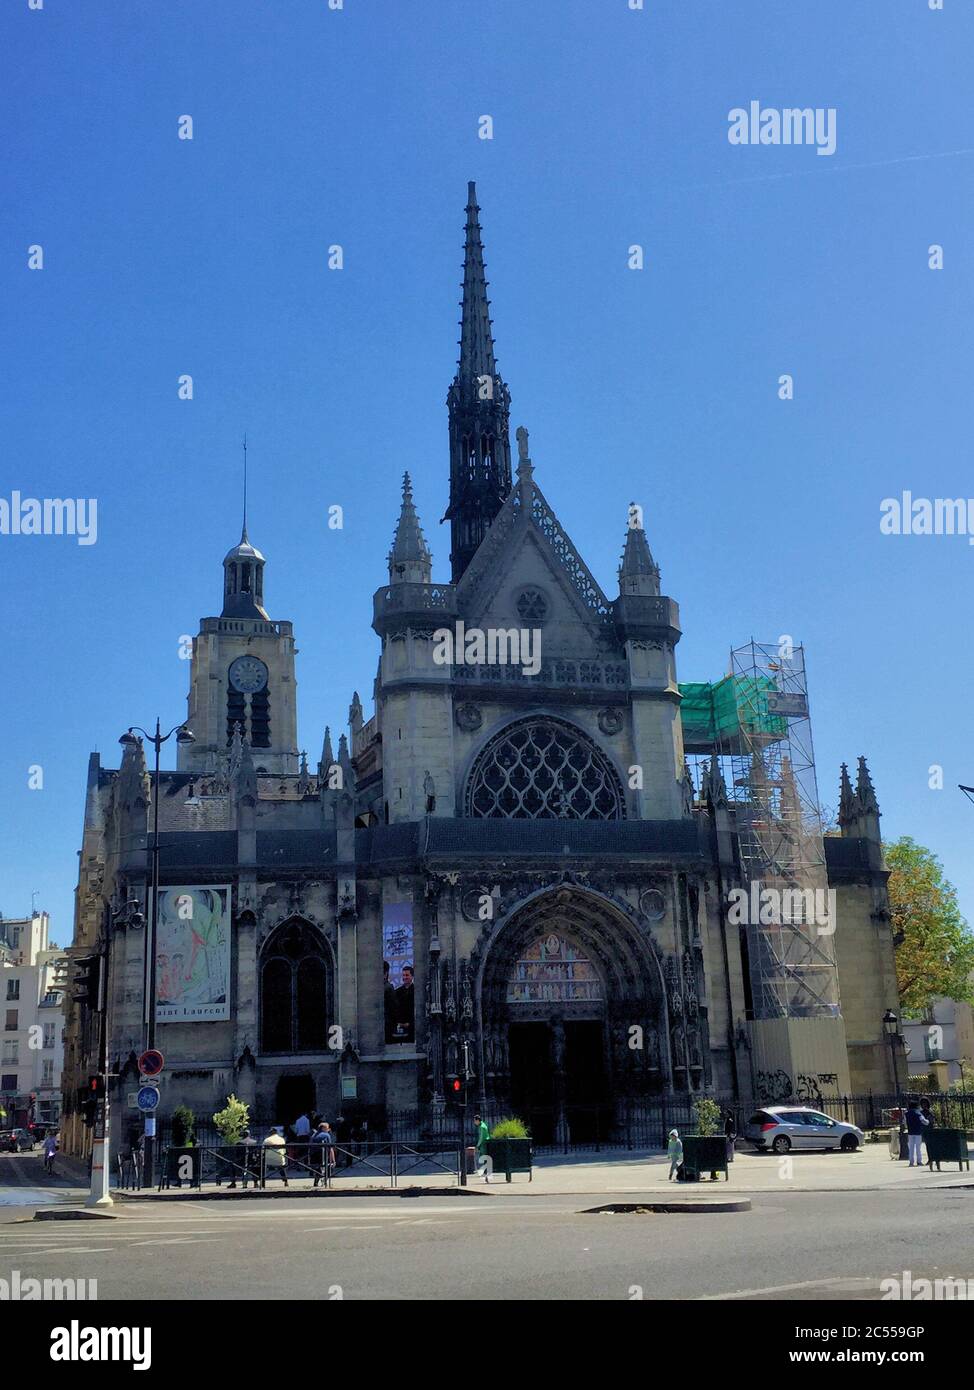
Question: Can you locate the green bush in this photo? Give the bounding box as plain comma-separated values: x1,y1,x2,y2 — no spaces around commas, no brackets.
490,1117,530,1140
212,1095,250,1145
692,1097,722,1137
172,1104,196,1148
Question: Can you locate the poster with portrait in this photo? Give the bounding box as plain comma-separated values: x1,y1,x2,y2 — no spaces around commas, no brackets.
155,885,232,1022
383,900,414,1044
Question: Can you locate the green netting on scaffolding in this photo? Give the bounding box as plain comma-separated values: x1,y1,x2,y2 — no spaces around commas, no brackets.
679,675,787,751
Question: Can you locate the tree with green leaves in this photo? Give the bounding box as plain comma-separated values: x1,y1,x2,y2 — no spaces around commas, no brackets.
885,837,974,1016
212,1095,250,1145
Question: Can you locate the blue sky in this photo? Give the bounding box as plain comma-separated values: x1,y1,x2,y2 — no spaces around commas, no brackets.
2,0,972,944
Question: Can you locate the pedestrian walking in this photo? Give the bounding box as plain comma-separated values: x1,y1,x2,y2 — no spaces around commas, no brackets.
667,1128,683,1181
920,1098,936,1167
474,1112,492,1183
904,1101,929,1167
311,1121,336,1186
263,1126,289,1186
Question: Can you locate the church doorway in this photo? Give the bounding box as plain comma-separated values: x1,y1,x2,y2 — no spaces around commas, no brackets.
564,1020,607,1142
507,1018,607,1146
478,886,669,1143
275,1074,315,1128
508,1023,556,1143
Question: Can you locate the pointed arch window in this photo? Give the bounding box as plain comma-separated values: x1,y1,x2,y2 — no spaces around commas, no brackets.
260,920,330,1053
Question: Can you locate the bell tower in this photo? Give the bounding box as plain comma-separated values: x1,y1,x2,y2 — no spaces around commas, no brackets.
179,519,299,776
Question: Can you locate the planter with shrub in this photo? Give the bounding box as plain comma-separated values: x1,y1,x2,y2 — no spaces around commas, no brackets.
681,1098,729,1182
163,1105,198,1188
485,1117,533,1183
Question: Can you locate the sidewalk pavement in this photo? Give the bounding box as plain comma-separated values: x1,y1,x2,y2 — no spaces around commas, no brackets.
103,1141,973,1203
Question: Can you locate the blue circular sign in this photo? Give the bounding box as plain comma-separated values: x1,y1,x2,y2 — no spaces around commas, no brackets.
137,1085,160,1112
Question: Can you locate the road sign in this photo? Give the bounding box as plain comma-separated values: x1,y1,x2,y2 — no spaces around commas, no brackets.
138,1049,164,1077
137,1085,160,1112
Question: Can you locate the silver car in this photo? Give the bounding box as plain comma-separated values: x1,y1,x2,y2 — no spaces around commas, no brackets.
745,1106,864,1154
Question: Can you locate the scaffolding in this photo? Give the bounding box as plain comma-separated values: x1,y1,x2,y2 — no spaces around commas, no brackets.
685,641,841,1021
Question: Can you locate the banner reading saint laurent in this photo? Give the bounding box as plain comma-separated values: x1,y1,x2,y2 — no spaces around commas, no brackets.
155,885,232,1022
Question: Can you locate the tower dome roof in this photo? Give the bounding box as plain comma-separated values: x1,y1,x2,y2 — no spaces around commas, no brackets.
222,524,268,619
223,529,265,567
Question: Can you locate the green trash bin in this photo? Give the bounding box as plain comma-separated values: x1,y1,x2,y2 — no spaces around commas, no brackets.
925,1128,970,1172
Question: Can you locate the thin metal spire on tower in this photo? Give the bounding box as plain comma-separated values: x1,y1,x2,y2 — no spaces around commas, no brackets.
242,433,249,543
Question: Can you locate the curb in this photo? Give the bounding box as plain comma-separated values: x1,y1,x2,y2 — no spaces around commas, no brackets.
33,1208,119,1222
586,1200,752,1215
112,1185,486,1204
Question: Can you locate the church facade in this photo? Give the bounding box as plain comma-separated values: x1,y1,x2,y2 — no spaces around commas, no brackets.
63,185,899,1155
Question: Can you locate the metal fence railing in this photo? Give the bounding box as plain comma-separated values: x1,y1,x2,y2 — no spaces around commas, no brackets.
154,1141,467,1192
136,1091,974,1181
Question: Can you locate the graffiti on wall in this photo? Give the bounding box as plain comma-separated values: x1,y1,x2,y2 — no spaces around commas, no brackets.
756,1070,842,1105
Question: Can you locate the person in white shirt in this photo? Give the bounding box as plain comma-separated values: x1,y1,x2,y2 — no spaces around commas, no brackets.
263,1127,289,1185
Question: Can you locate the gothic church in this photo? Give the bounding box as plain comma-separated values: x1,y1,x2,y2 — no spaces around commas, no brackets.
64,185,899,1154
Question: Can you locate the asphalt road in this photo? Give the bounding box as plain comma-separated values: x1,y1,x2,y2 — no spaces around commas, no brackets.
1,1163,972,1300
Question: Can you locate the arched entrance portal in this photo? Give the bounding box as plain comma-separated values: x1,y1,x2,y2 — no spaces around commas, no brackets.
477,887,668,1146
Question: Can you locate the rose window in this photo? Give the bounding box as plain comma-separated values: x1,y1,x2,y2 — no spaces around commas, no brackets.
467,717,625,819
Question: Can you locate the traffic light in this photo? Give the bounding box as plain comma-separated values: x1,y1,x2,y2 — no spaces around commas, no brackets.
446,1074,465,1103
78,1075,104,1127
72,954,103,1010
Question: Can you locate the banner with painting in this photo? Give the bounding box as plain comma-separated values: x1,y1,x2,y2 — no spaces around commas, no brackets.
155,885,232,1022
383,900,414,1044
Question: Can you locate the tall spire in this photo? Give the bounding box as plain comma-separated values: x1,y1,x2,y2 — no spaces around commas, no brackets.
445,181,513,582
458,181,497,383
389,472,432,582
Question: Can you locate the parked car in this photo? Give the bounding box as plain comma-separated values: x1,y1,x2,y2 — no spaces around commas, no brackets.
745,1106,864,1154
0,1130,14,1153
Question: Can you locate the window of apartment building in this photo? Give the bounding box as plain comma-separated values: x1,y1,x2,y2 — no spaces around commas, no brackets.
2,1041,18,1065
5,979,19,1001
4,1009,17,1032
1,1073,16,1091
43,1022,55,1049
41,1059,54,1086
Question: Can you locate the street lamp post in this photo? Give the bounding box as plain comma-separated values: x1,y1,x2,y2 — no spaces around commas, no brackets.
120,719,195,1187
883,1009,906,1159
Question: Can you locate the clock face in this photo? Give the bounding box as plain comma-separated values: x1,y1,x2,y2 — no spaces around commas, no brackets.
228,656,268,694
